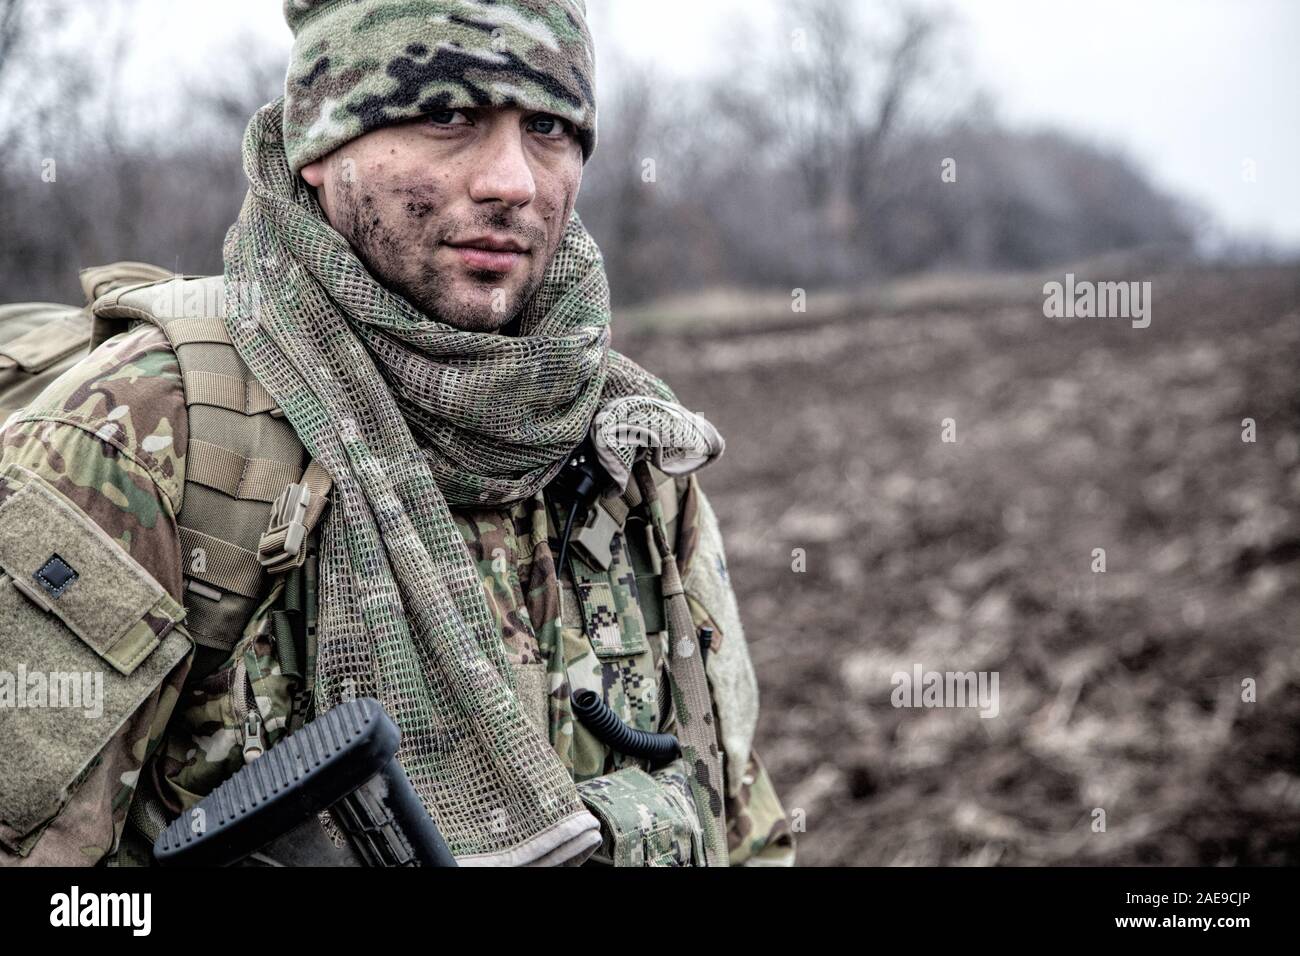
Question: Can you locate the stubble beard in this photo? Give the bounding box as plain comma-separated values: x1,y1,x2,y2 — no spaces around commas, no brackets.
334,184,544,333
398,266,544,334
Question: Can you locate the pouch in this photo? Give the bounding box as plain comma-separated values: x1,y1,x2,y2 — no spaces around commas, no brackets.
0,464,190,861
576,763,705,866
157,556,314,811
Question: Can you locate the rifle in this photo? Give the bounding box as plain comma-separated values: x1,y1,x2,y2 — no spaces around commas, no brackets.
153,698,457,867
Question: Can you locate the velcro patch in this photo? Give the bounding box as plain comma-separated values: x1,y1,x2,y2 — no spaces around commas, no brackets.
0,464,186,676
0,464,191,846
34,554,78,599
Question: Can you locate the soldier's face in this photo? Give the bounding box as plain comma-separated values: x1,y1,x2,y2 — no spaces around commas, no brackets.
301,106,584,333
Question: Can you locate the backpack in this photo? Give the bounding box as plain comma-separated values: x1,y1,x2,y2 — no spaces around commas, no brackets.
0,264,166,421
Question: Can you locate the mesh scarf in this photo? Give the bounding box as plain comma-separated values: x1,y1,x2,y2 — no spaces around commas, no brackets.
221,98,706,865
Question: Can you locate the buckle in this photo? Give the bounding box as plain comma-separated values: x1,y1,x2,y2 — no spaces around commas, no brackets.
258,482,312,574
570,500,621,571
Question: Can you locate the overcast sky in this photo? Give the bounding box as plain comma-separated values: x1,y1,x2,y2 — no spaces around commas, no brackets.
133,0,1300,248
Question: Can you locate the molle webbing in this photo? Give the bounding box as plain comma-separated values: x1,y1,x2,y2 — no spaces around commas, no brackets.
187,440,301,503
92,276,327,652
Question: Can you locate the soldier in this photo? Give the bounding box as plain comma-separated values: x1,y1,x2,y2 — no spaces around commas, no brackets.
0,0,793,867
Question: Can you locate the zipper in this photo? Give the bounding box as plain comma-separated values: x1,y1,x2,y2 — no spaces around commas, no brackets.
242,709,265,762
232,653,250,722
232,653,265,762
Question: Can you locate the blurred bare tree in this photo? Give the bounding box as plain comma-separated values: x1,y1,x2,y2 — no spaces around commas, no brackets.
0,0,282,303
578,0,1193,304
0,0,24,97
1,0,1196,308
779,0,940,273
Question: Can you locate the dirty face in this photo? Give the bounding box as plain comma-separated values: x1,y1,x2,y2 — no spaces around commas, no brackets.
301,105,584,333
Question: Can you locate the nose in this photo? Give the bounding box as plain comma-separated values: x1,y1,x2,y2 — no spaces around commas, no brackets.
467,118,536,210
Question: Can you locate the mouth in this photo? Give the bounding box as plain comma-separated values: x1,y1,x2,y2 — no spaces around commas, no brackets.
443,234,531,274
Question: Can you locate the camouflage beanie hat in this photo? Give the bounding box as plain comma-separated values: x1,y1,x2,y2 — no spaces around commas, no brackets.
281,0,598,175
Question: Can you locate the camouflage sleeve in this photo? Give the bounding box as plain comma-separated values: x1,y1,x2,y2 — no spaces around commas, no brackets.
725,748,796,865
0,324,191,865
677,474,796,866
1,324,188,598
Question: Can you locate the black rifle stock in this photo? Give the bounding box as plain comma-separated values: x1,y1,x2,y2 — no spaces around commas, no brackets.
153,698,457,867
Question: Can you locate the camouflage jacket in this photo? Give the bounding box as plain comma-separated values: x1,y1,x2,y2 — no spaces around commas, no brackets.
0,319,794,867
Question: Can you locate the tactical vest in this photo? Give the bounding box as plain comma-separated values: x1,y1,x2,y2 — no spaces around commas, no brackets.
4,266,693,863
0,264,168,421
2,265,330,662
89,273,333,662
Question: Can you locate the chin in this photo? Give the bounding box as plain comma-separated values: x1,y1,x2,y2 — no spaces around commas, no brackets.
441,304,516,334
399,270,526,330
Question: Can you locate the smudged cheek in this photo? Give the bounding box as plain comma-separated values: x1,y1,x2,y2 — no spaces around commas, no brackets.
345,196,414,276
539,180,578,256
394,212,454,270
376,214,442,272
380,175,447,229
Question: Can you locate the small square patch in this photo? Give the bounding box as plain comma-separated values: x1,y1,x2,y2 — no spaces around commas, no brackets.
34,553,78,599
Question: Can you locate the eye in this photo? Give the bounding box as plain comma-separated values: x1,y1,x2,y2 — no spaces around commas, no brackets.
427,109,472,127
528,114,572,139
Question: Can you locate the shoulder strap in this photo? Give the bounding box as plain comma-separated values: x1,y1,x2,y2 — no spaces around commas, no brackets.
562,463,679,572
79,261,175,307
93,275,332,653
549,462,681,654
632,459,728,865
